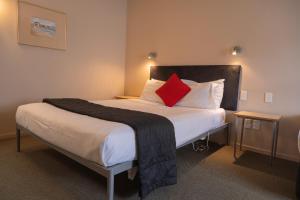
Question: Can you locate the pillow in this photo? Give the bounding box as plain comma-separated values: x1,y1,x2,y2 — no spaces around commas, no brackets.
155,74,191,107
141,78,224,108
140,79,164,103
140,78,197,104
211,80,225,108
176,79,225,109
182,79,198,85
176,83,212,108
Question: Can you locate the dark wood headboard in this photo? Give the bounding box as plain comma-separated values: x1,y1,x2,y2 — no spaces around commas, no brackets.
150,65,241,111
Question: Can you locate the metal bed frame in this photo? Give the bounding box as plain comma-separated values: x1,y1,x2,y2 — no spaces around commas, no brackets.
16,65,241,199
16,122,231,200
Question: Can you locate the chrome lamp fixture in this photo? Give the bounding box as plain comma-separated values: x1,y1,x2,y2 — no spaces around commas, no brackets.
232,46,242,56
147,52,157,60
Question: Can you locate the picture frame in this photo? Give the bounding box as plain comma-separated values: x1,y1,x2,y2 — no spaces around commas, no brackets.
18,1,67,50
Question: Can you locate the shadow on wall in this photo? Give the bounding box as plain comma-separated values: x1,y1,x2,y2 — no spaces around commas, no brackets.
279,115,300,155
0,109,17,134
0,99,40,134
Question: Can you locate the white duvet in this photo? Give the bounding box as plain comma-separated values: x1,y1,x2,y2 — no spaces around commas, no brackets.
16,99,225,167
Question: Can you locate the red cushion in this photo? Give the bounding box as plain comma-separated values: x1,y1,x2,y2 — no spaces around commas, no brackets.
155,73,191,107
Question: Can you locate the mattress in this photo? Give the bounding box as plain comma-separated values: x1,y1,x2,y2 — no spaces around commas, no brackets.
16,99,225,167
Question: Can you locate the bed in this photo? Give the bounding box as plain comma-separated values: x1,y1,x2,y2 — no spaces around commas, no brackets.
17,99,226,167
16,65,241,200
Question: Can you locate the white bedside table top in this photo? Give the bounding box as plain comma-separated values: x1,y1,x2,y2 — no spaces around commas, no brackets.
234,111,281,122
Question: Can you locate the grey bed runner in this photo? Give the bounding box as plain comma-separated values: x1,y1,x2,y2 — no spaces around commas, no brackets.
43,98,177,198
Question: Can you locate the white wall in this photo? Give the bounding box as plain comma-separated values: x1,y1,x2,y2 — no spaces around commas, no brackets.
125,0,300,161
0,0,127,137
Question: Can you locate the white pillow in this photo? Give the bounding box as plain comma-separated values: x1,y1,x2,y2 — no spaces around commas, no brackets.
142,78,198,104
182,79,198,85
176,82,212,108
211,80,225,108
141,78,225,108
140,79,164,103
176,79,225,109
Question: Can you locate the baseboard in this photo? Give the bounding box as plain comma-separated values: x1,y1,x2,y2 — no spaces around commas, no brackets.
238,143,299,163
0,132,16,141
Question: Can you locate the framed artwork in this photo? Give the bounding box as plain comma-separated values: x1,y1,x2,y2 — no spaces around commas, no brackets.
18,1,67,50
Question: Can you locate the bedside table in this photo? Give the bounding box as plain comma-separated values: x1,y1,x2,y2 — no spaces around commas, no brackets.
234,111,282,164
115,95,139,100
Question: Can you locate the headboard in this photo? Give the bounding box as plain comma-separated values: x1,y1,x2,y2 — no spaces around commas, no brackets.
150,65,241,111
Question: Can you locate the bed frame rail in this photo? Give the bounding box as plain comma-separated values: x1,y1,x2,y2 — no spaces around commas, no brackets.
16,124,135,200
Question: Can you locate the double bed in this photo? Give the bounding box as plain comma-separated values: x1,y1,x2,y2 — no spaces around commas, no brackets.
17,99,225,167
16,65,241,200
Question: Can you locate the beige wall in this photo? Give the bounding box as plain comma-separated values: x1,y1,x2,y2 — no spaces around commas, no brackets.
0,0,127,137
125,0,300,161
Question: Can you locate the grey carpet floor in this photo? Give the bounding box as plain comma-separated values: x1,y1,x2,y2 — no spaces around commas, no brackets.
0,137,297,200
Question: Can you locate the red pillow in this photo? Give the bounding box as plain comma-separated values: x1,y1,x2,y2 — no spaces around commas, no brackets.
156,73,191,107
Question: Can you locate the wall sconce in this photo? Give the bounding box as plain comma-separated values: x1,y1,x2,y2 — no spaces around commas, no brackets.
147,52,157,60
232,46,242,56
146,52,157,68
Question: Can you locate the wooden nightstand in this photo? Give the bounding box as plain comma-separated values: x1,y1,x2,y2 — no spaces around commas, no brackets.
234,111,282,164
115,95,139,100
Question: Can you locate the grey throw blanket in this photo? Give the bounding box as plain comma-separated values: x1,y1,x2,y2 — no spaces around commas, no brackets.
43,98,177,198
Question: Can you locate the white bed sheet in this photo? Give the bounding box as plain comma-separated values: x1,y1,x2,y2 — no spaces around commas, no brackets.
16,99,225,167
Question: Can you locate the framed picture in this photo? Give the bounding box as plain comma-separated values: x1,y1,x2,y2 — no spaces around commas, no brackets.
18,1,67,50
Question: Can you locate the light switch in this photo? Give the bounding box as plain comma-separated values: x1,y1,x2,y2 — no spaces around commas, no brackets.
265,92,273,103
240,90,248,101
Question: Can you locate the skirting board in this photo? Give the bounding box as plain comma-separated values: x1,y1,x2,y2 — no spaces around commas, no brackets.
236,143,300,163
0,131,28,141
0,132,16,140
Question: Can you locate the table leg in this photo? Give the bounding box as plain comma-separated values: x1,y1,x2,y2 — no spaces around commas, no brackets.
273,122,279,159
234,117,245,160
270,121,278,165
16,127,21,152
227,123,231,145
240,118,245,151
233,118,238,160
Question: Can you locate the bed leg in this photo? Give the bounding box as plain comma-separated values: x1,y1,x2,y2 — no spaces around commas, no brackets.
107,172,114,200
226,123,231,145
16,127,21,152
206,132,210,151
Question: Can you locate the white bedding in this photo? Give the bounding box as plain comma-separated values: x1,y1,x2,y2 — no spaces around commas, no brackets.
16,99,225,167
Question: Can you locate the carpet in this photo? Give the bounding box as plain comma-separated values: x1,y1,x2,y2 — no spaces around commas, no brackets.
0,137,297,200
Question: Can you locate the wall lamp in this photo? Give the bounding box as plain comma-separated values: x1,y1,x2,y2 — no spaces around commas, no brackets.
232,46,242,56
146,52,157,68
147,52,157,60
